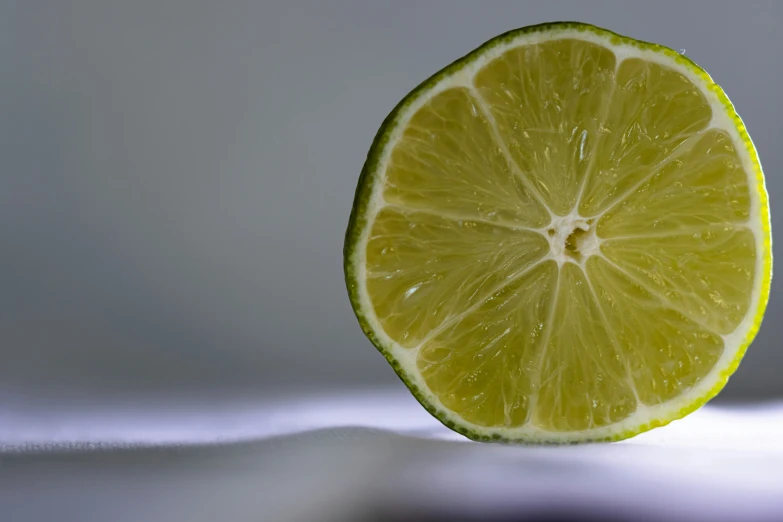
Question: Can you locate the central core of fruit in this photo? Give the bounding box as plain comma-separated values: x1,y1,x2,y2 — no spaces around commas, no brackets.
546,216,599,264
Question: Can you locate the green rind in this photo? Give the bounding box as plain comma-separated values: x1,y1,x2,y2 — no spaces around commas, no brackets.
343,22,772,444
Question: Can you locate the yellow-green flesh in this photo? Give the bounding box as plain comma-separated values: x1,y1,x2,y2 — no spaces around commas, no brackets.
364,39,755,431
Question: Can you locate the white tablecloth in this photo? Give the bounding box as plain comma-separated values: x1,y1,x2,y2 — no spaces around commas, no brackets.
1,388,782,522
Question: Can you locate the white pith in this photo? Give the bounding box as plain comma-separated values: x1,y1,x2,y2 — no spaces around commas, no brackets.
350,27,770,442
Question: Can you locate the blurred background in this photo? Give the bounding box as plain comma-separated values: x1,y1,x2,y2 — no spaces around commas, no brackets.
1,0,781,406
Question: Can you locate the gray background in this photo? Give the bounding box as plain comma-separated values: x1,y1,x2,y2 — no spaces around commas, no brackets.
1,0,781,405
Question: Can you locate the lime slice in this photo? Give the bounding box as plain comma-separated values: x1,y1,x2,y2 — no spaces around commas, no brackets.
344,22,771,443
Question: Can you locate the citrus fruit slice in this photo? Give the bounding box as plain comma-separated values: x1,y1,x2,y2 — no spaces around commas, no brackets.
344,22,771,443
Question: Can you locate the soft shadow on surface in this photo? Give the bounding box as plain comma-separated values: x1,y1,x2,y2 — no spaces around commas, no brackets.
2,424,783,522
2,390,783,521
373,510,637,522
0,427,403,522
0,427,648,522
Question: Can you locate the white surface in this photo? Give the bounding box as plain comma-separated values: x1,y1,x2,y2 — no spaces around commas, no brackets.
2,388,783,451
1,388,783,521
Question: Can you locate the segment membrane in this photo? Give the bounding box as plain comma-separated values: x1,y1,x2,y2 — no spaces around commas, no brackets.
587,257,724,406
601,228,755,335
579,58,713,216
533,263,637,431
474,40,617,216
366,207,549,348
596,129,750,236
384,87,550,227
418,261,557,427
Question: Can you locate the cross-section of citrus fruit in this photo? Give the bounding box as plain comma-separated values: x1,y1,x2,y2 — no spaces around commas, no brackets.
344,22,771,443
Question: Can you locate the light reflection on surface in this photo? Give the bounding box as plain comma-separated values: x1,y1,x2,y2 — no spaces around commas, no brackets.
1,388,783,521
1,387,782,450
